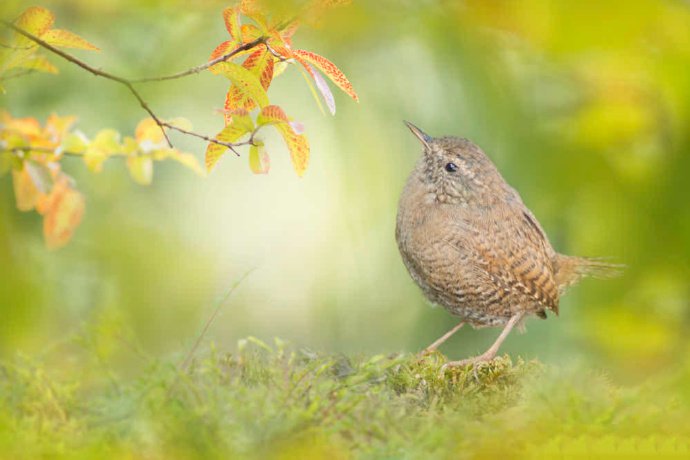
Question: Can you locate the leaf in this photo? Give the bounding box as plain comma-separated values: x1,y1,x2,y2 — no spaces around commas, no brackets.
84,129,120,172
40,29,100,51
152,148,204,176
25,160,54,194
222,7,242,43
295,58,335,115
208,42,254,75
257,105,309,176
293,49,358,102
126,155,153,185
249,141,270,174
135,118,165,145
61,132,89,155
12,166,41,211
217,62,270,109
224,47,274,117
37,177,85,250
15,56,58,74
205,110,254,172
15,6,54,38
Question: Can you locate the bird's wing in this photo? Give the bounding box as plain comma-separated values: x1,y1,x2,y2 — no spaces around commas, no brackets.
442,204,560,314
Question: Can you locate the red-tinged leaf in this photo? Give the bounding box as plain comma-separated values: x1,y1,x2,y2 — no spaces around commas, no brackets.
293,49,358,102
12,166,41,211
126,155,153,185
281,22,300,47
249,141,270,174
257,105,309,176
37,176,85,250
40,29,100,51
224,47,274,116
217,62,270,110
267,33,293,60
15,56,58,74
205,110,254,172
222,7,242,42
208,41,254,75
295,57,335,115
15,7,54,38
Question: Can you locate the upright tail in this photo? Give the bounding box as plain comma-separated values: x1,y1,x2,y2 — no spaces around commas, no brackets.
554,255,624,293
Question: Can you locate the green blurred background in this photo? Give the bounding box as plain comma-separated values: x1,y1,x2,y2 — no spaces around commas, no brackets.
1,0,689,381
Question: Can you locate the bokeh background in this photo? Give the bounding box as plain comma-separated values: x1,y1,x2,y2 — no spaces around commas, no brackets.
2,0,689,383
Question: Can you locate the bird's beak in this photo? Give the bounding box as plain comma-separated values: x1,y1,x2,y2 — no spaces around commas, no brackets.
404,121,432,150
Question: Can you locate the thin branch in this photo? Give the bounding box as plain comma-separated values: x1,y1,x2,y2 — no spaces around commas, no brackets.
129,37,267,83
1,20,268,154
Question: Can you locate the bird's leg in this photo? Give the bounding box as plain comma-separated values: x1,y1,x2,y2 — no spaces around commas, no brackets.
422,321,465,354
442,312,524,369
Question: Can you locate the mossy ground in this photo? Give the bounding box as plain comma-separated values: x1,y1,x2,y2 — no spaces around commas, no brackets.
1,337,690,459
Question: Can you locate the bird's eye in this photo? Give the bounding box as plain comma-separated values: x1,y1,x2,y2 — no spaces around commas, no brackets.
445,162,458,173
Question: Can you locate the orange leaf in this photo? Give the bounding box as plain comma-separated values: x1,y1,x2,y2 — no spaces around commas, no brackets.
222,7,242,42
40,29,100,51
37,176,85,250
12,166,41,212
293,50,358,102
257,106,309,176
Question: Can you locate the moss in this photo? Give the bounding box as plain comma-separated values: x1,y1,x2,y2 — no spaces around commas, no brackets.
0,338,689,459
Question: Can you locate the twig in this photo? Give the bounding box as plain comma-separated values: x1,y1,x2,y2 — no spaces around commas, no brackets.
164,269,255,401
130,37,266,83
1,19,267,154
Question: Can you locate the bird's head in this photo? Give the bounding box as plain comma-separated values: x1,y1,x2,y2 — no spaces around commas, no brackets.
404,121,509,204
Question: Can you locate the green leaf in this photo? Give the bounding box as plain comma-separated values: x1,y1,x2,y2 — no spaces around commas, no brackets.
249,141,269,174
217,62,270,109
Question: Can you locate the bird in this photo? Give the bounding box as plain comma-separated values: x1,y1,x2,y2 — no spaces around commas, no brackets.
396,122,620,369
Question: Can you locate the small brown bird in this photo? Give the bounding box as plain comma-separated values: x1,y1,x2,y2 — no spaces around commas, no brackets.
396,122,619,368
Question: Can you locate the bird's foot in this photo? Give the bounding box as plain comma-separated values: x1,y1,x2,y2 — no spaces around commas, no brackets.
440,351,496,375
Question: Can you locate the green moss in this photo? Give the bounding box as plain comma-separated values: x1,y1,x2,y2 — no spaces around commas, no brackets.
1,339,689,459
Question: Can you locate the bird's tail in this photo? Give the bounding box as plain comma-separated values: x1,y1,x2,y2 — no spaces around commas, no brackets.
554,255,624,292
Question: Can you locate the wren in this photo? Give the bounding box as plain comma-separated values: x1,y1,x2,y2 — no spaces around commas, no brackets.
396,122,620,368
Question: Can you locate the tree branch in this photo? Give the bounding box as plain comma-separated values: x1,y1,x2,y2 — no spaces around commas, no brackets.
1,20,267,154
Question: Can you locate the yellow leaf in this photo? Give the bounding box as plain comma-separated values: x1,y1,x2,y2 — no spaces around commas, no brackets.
126,155,153,185
15,56,58,74
135,118,165,145
222,7,242,43
257,106,309,176
61,132,89,155
15,6,54,39
152,148,204,176
205,110,254,172
217,62,270,109
37,177,85,250
40,29,100,51
84,129,120,172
